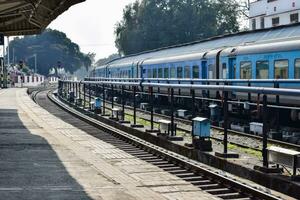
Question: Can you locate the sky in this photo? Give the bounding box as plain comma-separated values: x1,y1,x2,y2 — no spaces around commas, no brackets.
49,0,248,61
49,0,136,61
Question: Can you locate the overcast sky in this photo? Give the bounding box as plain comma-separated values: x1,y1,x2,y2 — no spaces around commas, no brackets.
49,0,248,61
49,0,135,61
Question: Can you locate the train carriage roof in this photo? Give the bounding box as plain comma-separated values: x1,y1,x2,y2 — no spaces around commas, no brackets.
221,39,300,57
98,23,300,69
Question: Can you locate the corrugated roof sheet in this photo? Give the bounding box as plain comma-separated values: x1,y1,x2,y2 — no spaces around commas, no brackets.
0,0,85,36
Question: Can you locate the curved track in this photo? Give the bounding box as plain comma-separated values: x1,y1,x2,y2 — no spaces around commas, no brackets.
33,90,284,200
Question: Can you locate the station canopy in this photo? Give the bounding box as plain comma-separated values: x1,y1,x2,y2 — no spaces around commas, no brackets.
0,0,85,36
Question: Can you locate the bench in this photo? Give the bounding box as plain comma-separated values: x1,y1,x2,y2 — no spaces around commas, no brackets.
268,146,300,176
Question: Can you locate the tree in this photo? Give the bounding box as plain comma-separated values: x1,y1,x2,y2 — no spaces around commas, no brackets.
8,29,93,76
115,0,242,55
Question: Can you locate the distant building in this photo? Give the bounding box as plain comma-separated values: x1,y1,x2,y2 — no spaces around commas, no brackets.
249,0,300,30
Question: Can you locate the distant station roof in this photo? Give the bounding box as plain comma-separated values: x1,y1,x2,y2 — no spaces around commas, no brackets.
0,0,85,36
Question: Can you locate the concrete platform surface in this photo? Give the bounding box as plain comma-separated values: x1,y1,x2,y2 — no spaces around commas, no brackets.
0,88,217,200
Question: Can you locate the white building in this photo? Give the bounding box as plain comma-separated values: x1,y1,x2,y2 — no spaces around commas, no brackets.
249,0,300,30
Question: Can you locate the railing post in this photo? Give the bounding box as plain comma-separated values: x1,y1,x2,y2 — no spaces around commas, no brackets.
111,84,114,109
223,90,229,154
275,82,280,132
262,94,269,168
170,88,175,136
102,84,106,116
75,82,78,98
191,81,196,118
122,85,125,121
150,86,154,130
83,83,86,108
248,82,251,102
89,83,91,109
133,86,137,125
79,82,81,101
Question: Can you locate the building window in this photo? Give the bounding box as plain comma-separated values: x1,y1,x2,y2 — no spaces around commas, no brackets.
252,19,256,30
274,6,277,12
267,0,277,2
240,61,252,79
295,59,300,79
256,61,269,79
153,68,157,78
293,2,295,7
164,68,169,78
184,66,190,78
260,17,265,29
177,66,183,79
290,13,299,23
274,60,288,79
192,65,199,78
272,17,280,26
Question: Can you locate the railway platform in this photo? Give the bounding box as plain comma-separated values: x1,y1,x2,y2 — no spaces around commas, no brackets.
0,88,216,200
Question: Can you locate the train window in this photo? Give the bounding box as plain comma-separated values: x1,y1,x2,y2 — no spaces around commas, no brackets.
274,60,288,79
153,68,157,78
164,68,169,78
295,59,300,79
240,61,252,79
170,67,176,78
192,65,199,78
177,66,183,79
256,61,269,79
147,69,152,78
208,64,214,79
184,66,190,78
222,63,227,79
158,68,163,78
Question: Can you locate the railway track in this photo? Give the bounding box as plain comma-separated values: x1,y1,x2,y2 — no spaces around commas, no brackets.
32,89,284,200
86,94,300,152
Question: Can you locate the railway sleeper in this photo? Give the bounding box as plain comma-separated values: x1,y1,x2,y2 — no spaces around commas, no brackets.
217,192,245,199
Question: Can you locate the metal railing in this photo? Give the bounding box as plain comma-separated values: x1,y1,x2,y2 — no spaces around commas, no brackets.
58,78,300,170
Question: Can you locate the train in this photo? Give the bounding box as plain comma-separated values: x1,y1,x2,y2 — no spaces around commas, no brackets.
89,23,300,123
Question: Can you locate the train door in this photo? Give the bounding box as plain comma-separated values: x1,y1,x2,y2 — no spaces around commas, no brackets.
228,57,236,79
201,61,207,79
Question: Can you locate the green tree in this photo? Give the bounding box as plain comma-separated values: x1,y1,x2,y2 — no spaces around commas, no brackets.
8,29,93,76
115,0,241,55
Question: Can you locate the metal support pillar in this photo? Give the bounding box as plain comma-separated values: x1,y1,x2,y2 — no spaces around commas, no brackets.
262,95,268,168
170,88,175,136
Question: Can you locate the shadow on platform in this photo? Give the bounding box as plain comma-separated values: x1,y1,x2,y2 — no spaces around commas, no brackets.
0,109,93,200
